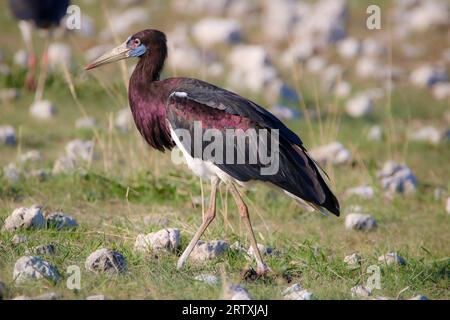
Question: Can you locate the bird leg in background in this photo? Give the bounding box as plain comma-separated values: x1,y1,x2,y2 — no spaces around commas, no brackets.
177,177,220,270
229,183,270,275
34,31,50,102
18,21,36,90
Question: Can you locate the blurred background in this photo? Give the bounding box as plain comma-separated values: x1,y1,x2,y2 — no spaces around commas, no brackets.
0,0,449,300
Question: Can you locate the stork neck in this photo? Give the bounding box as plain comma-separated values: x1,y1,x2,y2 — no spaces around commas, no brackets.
133,51,166,83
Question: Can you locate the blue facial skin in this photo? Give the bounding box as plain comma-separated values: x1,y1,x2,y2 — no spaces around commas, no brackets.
129,44,147,57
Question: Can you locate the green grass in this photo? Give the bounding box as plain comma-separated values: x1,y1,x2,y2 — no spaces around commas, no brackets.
0,0,449,300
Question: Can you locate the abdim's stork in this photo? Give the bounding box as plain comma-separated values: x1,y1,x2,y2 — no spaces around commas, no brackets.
9,0,70,100
85,30,340,275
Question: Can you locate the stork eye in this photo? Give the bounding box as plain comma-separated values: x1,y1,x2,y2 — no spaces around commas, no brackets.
133,39,141,46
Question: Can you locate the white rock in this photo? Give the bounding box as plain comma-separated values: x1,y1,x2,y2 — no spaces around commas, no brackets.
12,234,28,245
351,285,371,297
3,163,21,183
378,252,407,266
446,197,450,214
224,284,252,300
356,57,382,79
27,244,55,256
310,142,351,166
367,125,382,141
410,65,448,88
432,82,450,100
346,95,374,118
247,243,274,259
2,205,46,232
192,18,241,47
65,139,94,162
262,0,300,43
229,45,271,71
30,100,57,120
194,274,219,285
46,212,78,230
134,228,180,253
34,292,60,300
85,248,127,274
100,7,149,40
283,283,314,300
13,256,60,283
335,81,351,98
377,161,417,194
0,125,16,146
362,38,387,57
115,108,134,132
172,0,231,15
321,64,343,92
345,186,375,199
344,253,361,266
345,213,377,231
18,150,42,163
13,49,28,67
52,156,76,174
86,294,107,300
306,56,327,74
48,43,72,71
409,294,428,300
190,240,229,262
409,126,443,145
75,117,97,129
407,1,449,33
337,38,361,59
0,88,19,102
270,105,301,121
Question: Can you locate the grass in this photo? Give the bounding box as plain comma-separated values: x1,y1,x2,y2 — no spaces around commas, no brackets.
0,0,449,300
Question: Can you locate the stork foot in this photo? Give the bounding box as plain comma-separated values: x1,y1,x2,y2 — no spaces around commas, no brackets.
25,73,36,91
240,264,271,282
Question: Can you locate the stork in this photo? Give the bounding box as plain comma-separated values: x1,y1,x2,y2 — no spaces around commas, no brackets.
85,29,340,275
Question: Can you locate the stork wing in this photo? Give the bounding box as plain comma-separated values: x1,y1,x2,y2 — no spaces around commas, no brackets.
165,78,340,216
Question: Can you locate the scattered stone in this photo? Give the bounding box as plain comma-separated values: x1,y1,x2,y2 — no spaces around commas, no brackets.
306,56,327,74
310,142,351,166
0,88,19,102
194,274,220,285
11,235,28,245
34,292,60,300
134,228,180,254
378,252,407,266
0,125,16,146
367,125,382,141
12,295,31,300
223,284,252,300
335,81,351,98
27,244,55,256
3,163,21,183
52,156,76,174
46,212,78,230
345,213,377,231
374,296,392,300
230,241,246,253
48,43,72,71
115,108,134,132
18,150,42,164
343,253,362,266
345,185,374,199
409,126,443,145
432,82,450,100
409,294,428,300
337,37,361,59
30,100,57,120
377,161,417,195
192,18,241,47
65,139,95,162
99,7,149,40
410,65,448,88
247,244,275,259
270,105,301,121
13,49,28,67
351,285,372,297
190,240,229,262
85,248,127,274
75,117,97,129
446,197,450,214
283,283,314,300
29,169,49,181
346,94,374,118
2,205,46,232
86,294,107,300
13,256,60,283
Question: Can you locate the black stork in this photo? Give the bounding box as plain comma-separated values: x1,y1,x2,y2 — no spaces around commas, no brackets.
85,29,340,275
9,0,70,99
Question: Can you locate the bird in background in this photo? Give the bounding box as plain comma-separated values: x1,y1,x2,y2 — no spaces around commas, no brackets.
85,29,340,275
9,0,70,101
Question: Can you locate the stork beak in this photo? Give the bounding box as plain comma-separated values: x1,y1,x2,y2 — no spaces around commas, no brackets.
85,41,131,70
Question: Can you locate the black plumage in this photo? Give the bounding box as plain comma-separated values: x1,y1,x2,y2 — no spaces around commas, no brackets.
9,0,70,29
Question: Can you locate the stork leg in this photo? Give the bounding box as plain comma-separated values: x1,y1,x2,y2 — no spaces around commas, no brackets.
34,31,50,102
177,176,220,270
229,183,269,275
18,21,36,91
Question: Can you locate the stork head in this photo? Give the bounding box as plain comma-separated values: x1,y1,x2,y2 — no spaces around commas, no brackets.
85,29,167,70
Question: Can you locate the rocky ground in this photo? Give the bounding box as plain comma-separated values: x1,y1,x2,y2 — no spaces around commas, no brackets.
0,0,449,299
